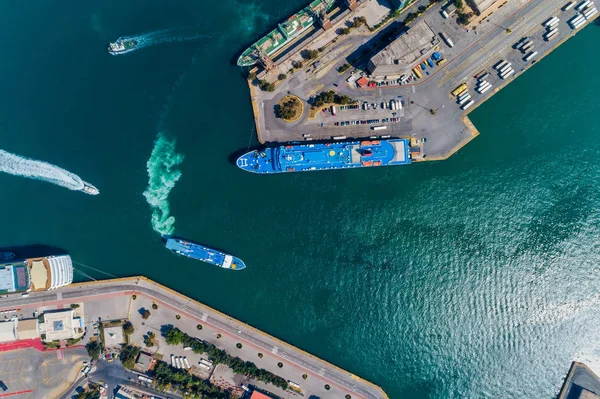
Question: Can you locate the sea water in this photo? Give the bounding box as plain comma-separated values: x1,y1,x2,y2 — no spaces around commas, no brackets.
0,1,599,398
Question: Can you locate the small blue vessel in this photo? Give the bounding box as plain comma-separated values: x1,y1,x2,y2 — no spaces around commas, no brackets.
236,138,411,174
164,237,246,271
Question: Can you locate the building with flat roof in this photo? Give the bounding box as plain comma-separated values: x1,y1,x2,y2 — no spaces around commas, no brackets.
103,325,125,347
17,319,39,340
470,0,500,14
43,309,77,340
0,320,18,343
367,21,438,77
135,351,154,372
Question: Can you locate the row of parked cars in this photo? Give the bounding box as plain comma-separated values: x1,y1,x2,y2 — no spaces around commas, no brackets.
334,117,400,127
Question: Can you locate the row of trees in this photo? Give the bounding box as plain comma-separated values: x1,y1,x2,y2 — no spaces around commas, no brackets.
163,326,288,390
340,16,368,35
313,91,351,107
153,361,231,399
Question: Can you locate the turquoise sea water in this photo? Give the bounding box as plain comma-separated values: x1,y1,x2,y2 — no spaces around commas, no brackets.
0,1,599,398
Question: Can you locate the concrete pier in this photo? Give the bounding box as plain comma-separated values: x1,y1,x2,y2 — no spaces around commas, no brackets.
0,276,388,399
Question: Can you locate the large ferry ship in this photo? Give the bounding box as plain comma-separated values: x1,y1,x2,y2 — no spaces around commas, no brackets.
237,0,336,67
237,139,412,173
164,237,246,271
108,38,137,55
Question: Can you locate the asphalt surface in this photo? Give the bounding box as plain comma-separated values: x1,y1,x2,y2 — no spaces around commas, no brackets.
253,0,588,159
0,278,386,399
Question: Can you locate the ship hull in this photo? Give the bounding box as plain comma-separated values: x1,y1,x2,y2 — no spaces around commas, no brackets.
164,237,246,270
236,139,412,174
237,0,335,67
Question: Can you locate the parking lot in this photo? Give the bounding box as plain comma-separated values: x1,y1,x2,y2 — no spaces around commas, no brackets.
0,347,88,398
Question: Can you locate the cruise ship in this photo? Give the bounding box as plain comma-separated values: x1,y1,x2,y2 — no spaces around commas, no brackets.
236,139,412,173
108,38,137,55
237,0,336,67
0,254,74,295
164,237,246,271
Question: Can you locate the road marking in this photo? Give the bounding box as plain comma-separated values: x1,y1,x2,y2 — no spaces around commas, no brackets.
201,313,208,322
57,292,62,300
319,368,326,376
57,349,64,360
272,346,278,354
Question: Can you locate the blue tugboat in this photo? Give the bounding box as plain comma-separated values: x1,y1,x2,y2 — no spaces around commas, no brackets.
164,237,246,271
236,138,411,174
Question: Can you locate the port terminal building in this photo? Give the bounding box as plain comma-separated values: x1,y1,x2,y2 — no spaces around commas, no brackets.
0,255,73,295
367,21,439,77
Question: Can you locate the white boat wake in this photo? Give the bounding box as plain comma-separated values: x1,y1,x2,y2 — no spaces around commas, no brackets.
143,132,184,236
0,149,98,194
112,28,208,55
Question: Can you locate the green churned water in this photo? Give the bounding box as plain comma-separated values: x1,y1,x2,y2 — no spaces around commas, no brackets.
0,1,599,398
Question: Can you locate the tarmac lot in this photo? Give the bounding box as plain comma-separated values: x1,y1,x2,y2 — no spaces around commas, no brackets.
0,347,87,399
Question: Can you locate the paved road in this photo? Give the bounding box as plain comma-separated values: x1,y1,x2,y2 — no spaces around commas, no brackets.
0,278,387,399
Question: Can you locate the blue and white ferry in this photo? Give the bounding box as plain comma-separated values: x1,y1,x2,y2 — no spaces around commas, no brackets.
236,139,411,174
164,237,246,271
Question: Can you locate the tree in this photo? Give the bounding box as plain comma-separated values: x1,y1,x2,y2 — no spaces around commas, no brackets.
76,387,100,399
340,27,350,35
304,49,319,60
123,322,134,335
454,0,464,8
259,80,275,92
70,303,80,309
248,71,257,80
337,94,350,105
86,341,101,360
457,11,473,25
142,310,151,320
278,98,300,120
144,332,156,347
278,73,287,81
293,60,303,68
120,345,140,369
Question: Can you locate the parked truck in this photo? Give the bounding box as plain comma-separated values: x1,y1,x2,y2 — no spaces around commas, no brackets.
440,32,454,48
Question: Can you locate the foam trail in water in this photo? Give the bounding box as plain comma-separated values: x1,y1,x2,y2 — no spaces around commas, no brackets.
143,133,184,236
0,148,94,192
112,28,208,55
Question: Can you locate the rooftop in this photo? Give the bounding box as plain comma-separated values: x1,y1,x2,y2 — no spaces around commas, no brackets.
367,21,438,76
43,309,76,341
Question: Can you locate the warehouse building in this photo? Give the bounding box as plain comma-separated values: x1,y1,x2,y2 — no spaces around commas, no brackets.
367,21,438,77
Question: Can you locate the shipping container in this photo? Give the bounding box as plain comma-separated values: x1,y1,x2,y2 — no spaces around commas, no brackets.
494,60,508,70
440,32,454,47
563,1,575,10
457,92,471,101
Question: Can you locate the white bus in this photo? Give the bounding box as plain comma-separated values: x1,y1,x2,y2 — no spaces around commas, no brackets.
457,91,471,101
500,69,515,79
523,51,538,62
544,29,559,40
183,357,191,369
478,84,492,94
440,32,454,48
499,64,512,74
575,0,591,11
458,95,472,106
460,100,475,110
584,7,598,18
494,60,508,70
138,375,153,383
543,16,560,27
372,126,387,131
521,41,534,52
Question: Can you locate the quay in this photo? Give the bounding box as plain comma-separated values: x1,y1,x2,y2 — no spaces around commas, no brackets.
244,0,598,161
557,362,600,399
0,276,388,399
